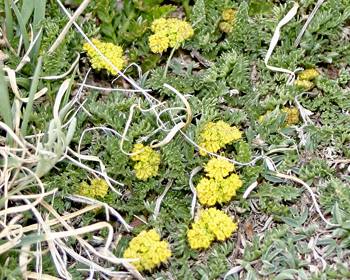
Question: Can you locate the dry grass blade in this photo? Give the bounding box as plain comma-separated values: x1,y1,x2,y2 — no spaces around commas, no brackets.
264,2,299,84
153,179,173,219
48,0,91,55
1,66,47,104
189,166,202,218
294,0,326,46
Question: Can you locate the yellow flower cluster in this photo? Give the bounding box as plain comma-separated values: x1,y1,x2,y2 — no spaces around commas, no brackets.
258,110,271,123
187,208,238,249
281,107,300,126
294,69,320,90
199,120,242,156
294,80,314,90
259,107,299,126
197,158,242,206
204,157,235,181
131,143,161,180
123,229,171,271
298,69,320,80
77,178,109,199
220,9,237,33
83,38,124,75
149,17,194,53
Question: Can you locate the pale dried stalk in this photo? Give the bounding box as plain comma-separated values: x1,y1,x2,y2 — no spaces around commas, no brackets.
265,2,299,85
48,0,91,54
3,67,48,102
153,179,173,219
15,26,43,72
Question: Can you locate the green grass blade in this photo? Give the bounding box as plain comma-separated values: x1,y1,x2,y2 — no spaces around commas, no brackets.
0,65,13,131
62,64,79,109
21,56,43,137
20,0,35,26
4,0,14,40
31,0,47,61
8,0,29,51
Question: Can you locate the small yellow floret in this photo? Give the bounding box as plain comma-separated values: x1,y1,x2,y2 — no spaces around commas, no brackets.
205,208,238,240
149,18,194,53
187,226,214,249
294,80,314,90
222,9,237,25
151,18,167,33
149,31,169,53
76,178,109,199
196,178,218,206
199,120,242,156
123,229,171,271
281,107,300,126
83,39,124,75
204,157,235,181
298,69,319,81
187,208,238,249
196,173,242,206
220,22,234,33
131,143,161,180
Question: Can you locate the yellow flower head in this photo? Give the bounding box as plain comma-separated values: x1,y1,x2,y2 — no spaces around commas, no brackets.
294,80,314,90
199,120,242,156
187,208,238,249
83,38,124,75
204,157,235,181
149,18,194,53
196,173,242,206
196,178,218,206
205,208,238,240
259,108,300,127
220,21,234,33
187,226,214,249
123,229,171,271
76,178,109,199
130,143,161,180
281,107,300,126
149,31,169,54
151,18,167,33
222,9,237,25
298,69,319,81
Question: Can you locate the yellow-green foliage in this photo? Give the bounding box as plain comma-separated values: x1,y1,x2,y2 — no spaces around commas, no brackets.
196,158,242,206
198,120,242,156
187,208,238,249
83,38,124,75
130,143,161,180
77,178,109,199
149,17,194,53
281,107,300,126
123,229,171,271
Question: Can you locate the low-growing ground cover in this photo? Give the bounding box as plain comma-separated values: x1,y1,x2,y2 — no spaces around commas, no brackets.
1,0,350,279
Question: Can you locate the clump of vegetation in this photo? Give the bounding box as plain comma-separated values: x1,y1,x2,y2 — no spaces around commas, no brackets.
1,0,350,279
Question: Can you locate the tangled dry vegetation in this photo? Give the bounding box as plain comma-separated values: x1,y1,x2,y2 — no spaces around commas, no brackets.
1,0,350,279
